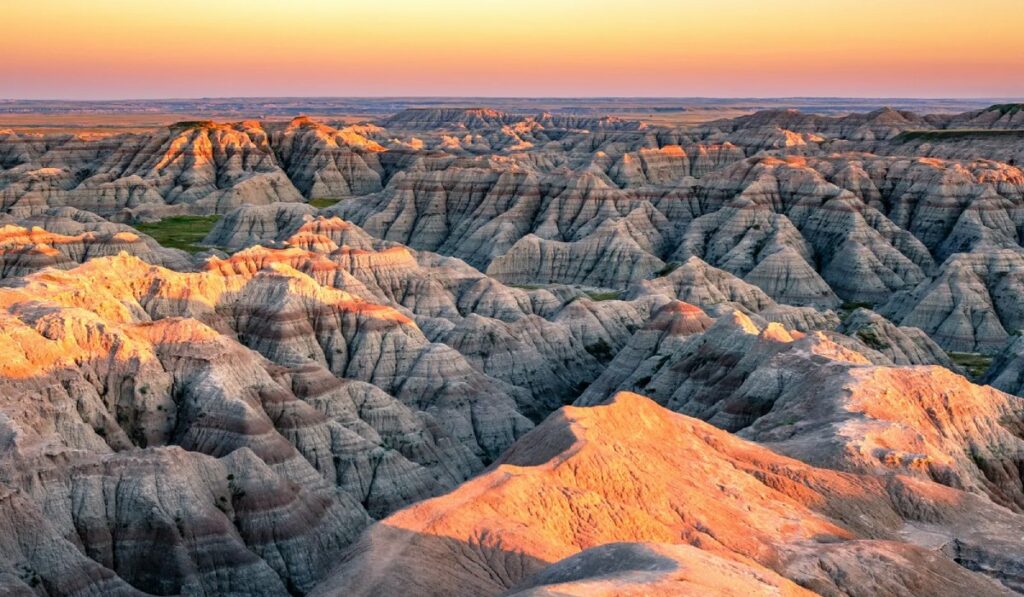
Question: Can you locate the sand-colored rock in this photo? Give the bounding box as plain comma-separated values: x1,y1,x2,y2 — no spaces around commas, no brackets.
0,207,191,276
0,119,388,220
580,310,1024,510
316,393,1020,596
2,102,1024,593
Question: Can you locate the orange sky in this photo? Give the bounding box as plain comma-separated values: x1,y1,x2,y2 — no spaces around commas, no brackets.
3,0,1022,99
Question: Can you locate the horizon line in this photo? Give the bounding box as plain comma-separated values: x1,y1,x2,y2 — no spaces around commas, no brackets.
3,95,1023,103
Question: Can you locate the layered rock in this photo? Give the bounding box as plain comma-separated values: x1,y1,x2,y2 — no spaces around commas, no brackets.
507,542,809,596
606,143,745,186
330,167,688,286
202,220,656,417
2,102,1024,594
626,255,838,331
316,393,1021,596
0,250,535,474
382,108,644,134
685,156,936,303
268,117,384,198
941,103,1024,130
0,119,388,220
984,335,1024,396
699,106,936,142
579,310,1024,511
838,307,958,368
0,446,367,596
880,249,1024,353
203,202,319,250
0,216,192,276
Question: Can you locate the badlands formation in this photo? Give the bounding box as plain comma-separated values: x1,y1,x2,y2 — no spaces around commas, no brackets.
1,103,1024,595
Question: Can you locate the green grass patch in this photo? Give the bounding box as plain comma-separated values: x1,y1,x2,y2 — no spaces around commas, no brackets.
585,290,621,302
585,339,614,361
169,120,216,132
133,215,221,253
948,352,994,380
308,198,341,209
837,300,874,321
840,301,874,311
855,328,890,351
655,261,681,277
894,129,1024,142
992,103,1024,116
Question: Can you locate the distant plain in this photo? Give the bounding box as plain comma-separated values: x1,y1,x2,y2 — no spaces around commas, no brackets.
0,97,1007,133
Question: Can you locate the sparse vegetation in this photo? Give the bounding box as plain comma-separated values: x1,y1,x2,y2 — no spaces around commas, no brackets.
655,261,681,277
308,198,341,209
840,301,874,312
169,120,216,131
948,352,994,380
895,129,1024,142
133,215,221,253
992,103,1024,116
856,328,890,351
838,300,874,321
16,564,41,588
585,290,621,302
585,339,614,361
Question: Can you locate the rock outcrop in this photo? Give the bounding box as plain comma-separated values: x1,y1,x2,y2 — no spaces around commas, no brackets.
838,307,958,368
3,106,1022,364
316,393,1022,596
0,207,192,276
880,250,1024,353
0,119,386,220
984,334,1024,396
579,310,1024,511
3,102,1024,594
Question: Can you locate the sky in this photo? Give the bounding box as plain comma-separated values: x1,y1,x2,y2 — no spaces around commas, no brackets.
3,0,1023,99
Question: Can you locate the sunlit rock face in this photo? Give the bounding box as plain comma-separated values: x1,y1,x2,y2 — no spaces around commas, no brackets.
315,393,1022,596
2,103,1024,594
3,105,1023,321
0,118,383,220
0,206,192,276
577,309,1024,509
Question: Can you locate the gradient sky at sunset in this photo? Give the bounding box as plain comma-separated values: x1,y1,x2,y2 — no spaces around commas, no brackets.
4,0,1022,99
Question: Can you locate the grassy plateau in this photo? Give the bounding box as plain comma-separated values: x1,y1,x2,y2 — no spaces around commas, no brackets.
133,215,221,253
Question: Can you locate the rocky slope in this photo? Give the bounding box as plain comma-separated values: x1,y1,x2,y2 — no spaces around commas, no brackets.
316,393,1022,596
837,307,959,368
578,309,1024,511
0,118,384,220
3,106,1022,354
984,335,1024,396
204,215,661,417
0,206,191,276
2,102,1024,594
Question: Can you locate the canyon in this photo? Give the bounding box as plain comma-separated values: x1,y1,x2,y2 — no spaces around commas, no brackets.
1,101,1024,595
